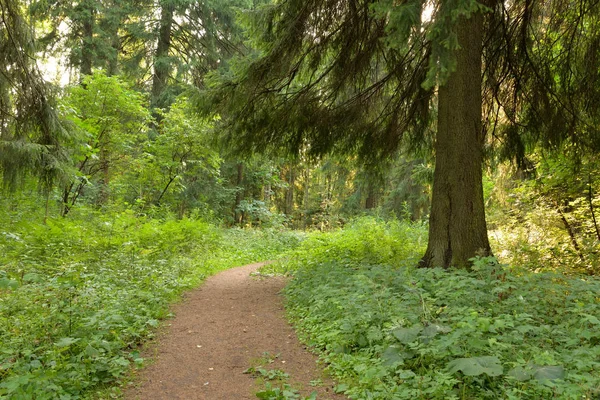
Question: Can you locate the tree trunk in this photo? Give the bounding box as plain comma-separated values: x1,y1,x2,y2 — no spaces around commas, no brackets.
80,0,94,77
285,166,295,216
420,11,491,269
365,183,377,210
151,0,175,126
234,162,244,225
556,203,585,263
107,17,120,76
98,145,110,204
303,166,310,229
263,183,271,204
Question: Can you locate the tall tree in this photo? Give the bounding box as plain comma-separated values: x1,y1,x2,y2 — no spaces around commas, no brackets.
203,0,600,268
151,0,176,120
421,3,491,267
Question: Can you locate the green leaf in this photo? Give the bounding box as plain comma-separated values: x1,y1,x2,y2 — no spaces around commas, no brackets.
0,278,19,290
23,273,43,283
334,383,349,393
533,365,565,382
304,392,317,400
392,325,422,344
381,346,404,367
85,344,100,357
507,366,531,381
581,314,600,325
507,364,564,383
0,374,30,392
421,323,451,338
447,356,503,377
55,337,79,348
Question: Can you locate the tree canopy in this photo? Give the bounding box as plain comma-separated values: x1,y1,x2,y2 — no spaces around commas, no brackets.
0,0,67,189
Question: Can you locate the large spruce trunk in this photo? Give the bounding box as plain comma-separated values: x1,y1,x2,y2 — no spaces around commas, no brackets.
420,11,491,268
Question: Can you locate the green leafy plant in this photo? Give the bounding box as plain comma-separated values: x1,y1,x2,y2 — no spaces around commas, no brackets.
256,383,317,400
278,220,600,399
0,203,301,398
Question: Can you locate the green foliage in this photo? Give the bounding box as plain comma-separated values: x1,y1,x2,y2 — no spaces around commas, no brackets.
0,201,300,398
488,153,600,274
255,383,316,400
65,73,149,142
60,72,150,212
0,0,68,190
279,221,600,399
260,217,427,276
119,95,221,210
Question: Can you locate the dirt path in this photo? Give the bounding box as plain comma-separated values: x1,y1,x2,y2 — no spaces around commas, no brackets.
124,262,346,400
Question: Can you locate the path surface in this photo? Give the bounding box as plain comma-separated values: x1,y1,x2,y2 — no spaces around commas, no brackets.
124,262,345,400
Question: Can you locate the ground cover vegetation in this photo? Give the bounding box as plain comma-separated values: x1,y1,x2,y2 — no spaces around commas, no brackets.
1,0,600,398
0,194,302,398
244,352,318,399
263,219,600,399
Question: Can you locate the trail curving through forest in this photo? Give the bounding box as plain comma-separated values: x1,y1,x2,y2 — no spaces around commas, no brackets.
124,262,345,400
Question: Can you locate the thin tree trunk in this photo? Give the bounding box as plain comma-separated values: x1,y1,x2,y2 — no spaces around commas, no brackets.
234,162,244,226
263,183,271,204
61,153,93,216
365,183,376,210
80,0,94,77
420,11,491,269
151,0,175,126
285,166,295,216
557,205,585,262
62,186,71,217
303,166,310,229
98,145,110,204
44,191,50,225
107,26,120,76
588,173,600,241
155,174,177,205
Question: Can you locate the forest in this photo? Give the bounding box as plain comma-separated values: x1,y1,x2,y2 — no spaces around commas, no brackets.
1,0,600,398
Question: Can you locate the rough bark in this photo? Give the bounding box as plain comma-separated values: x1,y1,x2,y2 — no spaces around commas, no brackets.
420,11,491,269
107,28,120,76
588,173,600,241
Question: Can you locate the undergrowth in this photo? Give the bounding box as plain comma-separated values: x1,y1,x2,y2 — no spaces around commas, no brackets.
0,205,301,399
245,352,317,400
276,217,600,399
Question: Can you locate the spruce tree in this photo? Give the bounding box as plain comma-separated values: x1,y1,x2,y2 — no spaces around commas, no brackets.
0,0,67,189
204,0,600,268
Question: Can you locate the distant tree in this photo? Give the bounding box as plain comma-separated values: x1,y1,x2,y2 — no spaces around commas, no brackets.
60,73,149,214
29,0,144,78
150,0,256,126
